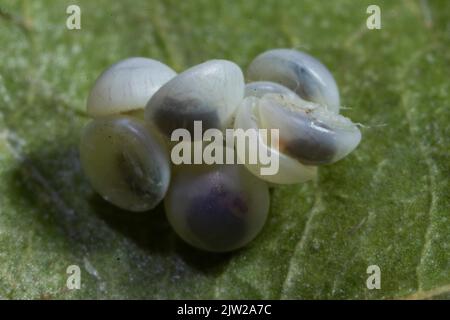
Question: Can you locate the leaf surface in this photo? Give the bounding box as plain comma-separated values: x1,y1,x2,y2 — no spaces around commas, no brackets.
0,0,448,299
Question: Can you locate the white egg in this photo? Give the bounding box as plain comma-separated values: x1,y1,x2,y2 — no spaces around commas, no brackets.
87,57,176,117
165,159,270,252
247,49,340,113
234,96,317,185
257,94,361,164
80,115,171,212
145,59,245,138
234,93,361,184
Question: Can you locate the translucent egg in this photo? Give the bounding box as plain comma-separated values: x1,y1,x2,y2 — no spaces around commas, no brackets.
247,49,340,113
234,93,361,184
87,57,176,117
257,94,361,164
165,162,270,252
145,59,245,138
80,115,171,211
234,96,316,185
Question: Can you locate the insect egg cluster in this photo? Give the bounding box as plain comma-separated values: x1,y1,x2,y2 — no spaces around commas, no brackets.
80,49,361,252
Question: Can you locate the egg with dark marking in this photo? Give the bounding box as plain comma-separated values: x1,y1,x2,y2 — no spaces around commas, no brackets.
165,161,269,252
247,49,340,113
80,116,170,211
145,59,244,138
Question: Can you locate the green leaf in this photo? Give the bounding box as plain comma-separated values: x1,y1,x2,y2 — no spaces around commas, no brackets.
0,0,449,299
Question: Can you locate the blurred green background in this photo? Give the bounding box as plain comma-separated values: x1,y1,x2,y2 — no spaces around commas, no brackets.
0,0,449,299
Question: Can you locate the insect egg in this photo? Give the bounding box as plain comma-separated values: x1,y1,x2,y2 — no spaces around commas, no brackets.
234,95,317,185
256,94,361,165
80,115,171,212
164,157,270,252
79,49,359,251
145,59,245,138
234,93,361,184
247,49,340,113
87,57,176,117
